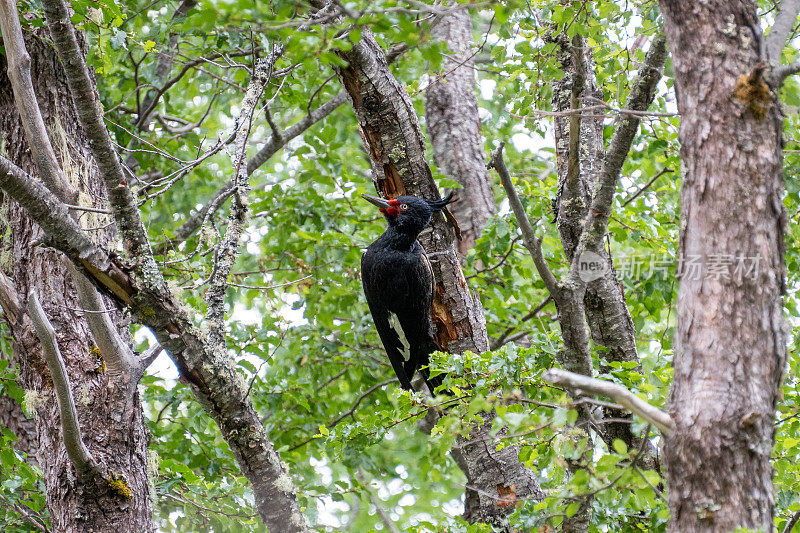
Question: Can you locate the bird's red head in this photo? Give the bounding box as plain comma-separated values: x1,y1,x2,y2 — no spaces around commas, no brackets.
379,198,401,218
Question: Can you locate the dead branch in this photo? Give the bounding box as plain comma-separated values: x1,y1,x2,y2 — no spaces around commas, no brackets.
205,43,284,349
543,368,674,437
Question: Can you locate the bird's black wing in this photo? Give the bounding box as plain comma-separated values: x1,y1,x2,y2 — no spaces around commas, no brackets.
362,250,413,389
395,249,445,393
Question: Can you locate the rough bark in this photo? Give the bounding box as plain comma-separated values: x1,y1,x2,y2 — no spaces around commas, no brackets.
329,23,542,523
425,9,496,254
336,27,487,356
0,394,37,460
0,32,153,531
658,1,786,531
0,14,307,531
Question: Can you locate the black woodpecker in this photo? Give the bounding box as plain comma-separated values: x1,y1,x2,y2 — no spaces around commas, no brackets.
361,192,455,393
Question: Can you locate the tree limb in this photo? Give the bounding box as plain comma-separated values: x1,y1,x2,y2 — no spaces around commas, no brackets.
205,44,284,349
247,91,348,174
543,368,674,437
1,2,307,527
766,0,800,65
0,155,132,302
133,344,163,382
68,261,135,377
489,143,559,295
571,34,667,266
0,154,307,533
771,61,800,86
27,290,102,477
0,0,146,383
490,142,592,375
124,0,199,175
42,0,153,259
0,0,76,204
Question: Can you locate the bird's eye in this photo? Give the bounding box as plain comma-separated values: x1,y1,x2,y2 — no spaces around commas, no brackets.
400,204,408,210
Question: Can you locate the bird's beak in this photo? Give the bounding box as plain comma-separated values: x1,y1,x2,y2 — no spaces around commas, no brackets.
361,194,391,209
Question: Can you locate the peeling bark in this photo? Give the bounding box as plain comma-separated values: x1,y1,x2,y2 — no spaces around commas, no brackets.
658,1,786,531
425,9,496,254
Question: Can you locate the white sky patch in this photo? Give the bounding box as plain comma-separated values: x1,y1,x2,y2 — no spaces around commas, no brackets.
134,327,178,381
231,302,262,326
398,493,415,507
479,78,497,100
442,496,464,516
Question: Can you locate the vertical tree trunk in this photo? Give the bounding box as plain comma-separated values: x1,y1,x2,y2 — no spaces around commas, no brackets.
658,2,786,531
549,30,661,463
329,23,543,524
0,33,153,531
425,10,496,254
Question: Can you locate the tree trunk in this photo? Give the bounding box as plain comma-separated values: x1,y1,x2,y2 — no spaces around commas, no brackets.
0,32,153,531
549,30,661,464
425,9,496,254
658,1,786,531
330,24,543,524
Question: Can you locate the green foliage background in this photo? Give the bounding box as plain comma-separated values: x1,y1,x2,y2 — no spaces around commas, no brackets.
1,0,799,531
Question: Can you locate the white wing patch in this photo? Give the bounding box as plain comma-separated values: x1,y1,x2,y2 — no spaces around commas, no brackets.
421,253,434,296
388,312,411,361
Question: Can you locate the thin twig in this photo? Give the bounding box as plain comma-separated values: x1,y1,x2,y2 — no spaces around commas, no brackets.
782,508,800,533
0,492,50,532
621,167,674,207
